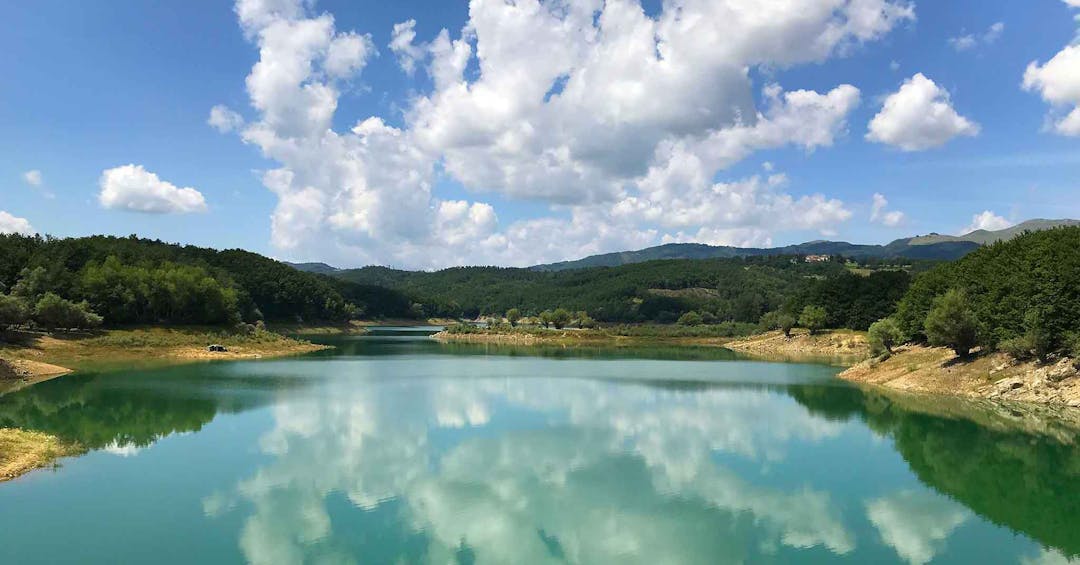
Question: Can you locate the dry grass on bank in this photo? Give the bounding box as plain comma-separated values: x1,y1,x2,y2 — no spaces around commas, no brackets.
0,428,84,482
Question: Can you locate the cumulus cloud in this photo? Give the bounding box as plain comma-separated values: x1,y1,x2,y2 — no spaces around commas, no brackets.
98,164,208,214
870,193,905,227
0,211,35,235
867,73,980,151
866,490,969,565
947,22,1003,52
22,170,43,187
208,105,245,133
223,0,914,267
961,210,1012,234
1023,44,1080,136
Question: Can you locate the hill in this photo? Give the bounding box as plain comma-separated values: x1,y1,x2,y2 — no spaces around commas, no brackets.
530,219,1077,271
0,234,414,325
333,256,911,329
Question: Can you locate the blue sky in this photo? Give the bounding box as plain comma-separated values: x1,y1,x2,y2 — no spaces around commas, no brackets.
2,0,1078,268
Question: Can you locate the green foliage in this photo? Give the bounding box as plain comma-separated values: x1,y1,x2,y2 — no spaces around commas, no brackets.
999,335,1035,361
1022,308,1056,362
895,227,1080,356
798,306,828,335
0,294,31,330
924,289,979,357
80,256,240,325
11,266,53,302
868,318,903,356
0,234,415,325
505,308,522,327
550,308,571,329
677,311,703,326
337,255,904,328
33,293,103,331
575,311,598,329
760,311,796,336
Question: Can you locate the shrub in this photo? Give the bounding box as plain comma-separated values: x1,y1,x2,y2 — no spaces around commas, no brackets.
799,306,828,335
868,318,903,356
551,308,571,329
0,294,31,330
999,335,1035,361
576,311,598,329
924,289,979,358
505,308,522,327
33,292,103,331
677,311,704,326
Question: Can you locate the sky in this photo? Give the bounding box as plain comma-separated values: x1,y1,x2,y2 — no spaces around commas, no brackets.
2,0,1079,269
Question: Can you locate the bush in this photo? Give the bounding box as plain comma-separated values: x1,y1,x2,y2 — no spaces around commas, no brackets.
551,308,571,329
1023,308,1056,362
575,311,598,329
999,335,1035,361
0,294,31,330
799,306,828,335
33,292,103,331
677,311,704,326
924,289,979,358
868,318,903,356
505,308,522,327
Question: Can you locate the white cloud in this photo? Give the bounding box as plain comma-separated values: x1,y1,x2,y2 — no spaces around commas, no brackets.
0,211,35,235
208,105,244,133
224,0,914,267
1023,44,1080,136
870,193,905,227
388,19,423,75
947,22,1003,52
961,210,1013,234
867,73,980,151
98,164,208,214
866,490,969,565
22,170,43,187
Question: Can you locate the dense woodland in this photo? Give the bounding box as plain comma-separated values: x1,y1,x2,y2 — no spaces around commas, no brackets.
888,227,1080,360
0,234,413,328
337,257,911,328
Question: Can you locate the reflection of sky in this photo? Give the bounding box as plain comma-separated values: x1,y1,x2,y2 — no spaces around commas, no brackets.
208,358,869,564
192,354,1062,565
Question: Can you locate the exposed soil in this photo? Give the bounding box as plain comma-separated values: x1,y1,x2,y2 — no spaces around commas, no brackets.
840,345,1080,408
723,329,870,359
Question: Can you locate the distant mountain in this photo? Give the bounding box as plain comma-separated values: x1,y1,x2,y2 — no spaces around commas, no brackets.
906,219,1080,246
284,262,342,275
531,219,1078,271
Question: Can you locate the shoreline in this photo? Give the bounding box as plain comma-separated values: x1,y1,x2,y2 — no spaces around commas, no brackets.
839,345,1080,408
1,327,332,392
0,326,335,482
431,329,737,347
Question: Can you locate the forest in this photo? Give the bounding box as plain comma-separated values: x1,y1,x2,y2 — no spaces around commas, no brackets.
886,226,1080,360
0,234,413,328
337,256,912,329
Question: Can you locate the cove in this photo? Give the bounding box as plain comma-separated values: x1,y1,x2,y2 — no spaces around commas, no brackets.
0,331,1077,564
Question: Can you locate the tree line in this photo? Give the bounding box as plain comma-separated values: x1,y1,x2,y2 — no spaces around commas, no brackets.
337,256,913,328
0,234,415,330
867,227,1080,361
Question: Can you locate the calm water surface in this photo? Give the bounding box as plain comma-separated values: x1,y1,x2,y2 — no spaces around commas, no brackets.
1,331,1077,564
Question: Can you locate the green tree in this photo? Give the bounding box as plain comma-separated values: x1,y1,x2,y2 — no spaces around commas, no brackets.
34,293,103,331
0,294,31,331
575,310,597,329
539,310,554,328
11,266,52,302
677,311,704,326
551,308,571,330
924,289,979,358
1023,308,1055,362
505,308,522,327
868,318,903,356
799,305,828,335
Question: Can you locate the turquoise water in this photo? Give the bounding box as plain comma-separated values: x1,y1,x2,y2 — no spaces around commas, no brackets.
0,333,1077,564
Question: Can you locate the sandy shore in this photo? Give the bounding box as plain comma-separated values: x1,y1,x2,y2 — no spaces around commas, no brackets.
839,345,1080,407
722,329,870,359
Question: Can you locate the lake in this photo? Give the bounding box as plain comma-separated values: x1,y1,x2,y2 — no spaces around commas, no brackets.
1,330,1077,564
